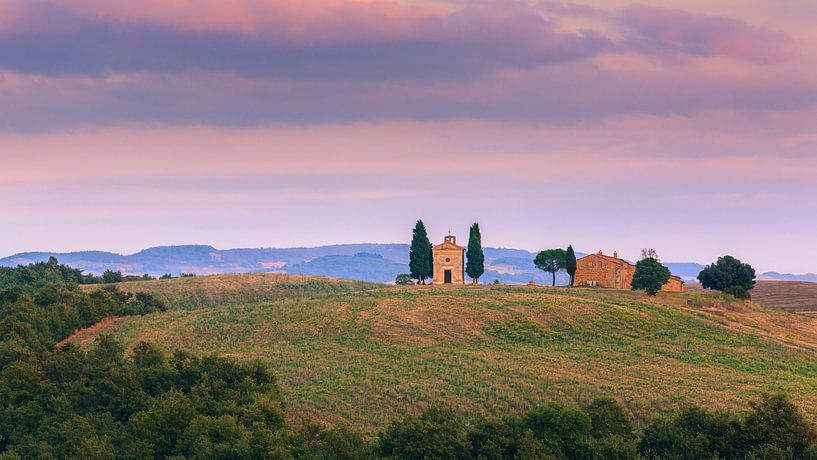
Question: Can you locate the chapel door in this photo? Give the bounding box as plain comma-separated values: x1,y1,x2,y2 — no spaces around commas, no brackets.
444,270,452,284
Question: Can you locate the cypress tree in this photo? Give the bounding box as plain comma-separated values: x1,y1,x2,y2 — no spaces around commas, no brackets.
409,220,432,285
565,245,577,287
466,223,485,284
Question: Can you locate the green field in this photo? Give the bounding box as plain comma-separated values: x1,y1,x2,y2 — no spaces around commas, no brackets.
69,274,817,433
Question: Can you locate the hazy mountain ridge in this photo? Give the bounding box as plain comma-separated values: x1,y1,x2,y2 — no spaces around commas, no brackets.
0,245,808,285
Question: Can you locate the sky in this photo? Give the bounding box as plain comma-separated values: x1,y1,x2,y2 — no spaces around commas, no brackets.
1,0,817,273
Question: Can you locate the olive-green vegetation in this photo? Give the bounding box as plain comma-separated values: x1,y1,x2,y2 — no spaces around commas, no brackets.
534,248,567,286
698,255,757,297
631,258,671,296
74,273,817,436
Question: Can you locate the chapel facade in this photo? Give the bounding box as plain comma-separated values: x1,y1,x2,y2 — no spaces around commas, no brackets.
432,235,465,285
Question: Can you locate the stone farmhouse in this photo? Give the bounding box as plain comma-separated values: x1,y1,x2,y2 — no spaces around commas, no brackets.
432,235,465,285
574,251,685,292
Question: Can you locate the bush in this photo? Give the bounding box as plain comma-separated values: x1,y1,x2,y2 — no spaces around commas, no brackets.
101,270,123,284
745,393,817,456
379,406,470,459
394,274,414,286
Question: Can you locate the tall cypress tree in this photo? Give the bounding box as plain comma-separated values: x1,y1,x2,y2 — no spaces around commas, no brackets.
466,223,485,284
565,245,577,287
409,220,432,285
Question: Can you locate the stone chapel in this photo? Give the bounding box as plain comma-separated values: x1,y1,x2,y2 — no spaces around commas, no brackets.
432,235,465,284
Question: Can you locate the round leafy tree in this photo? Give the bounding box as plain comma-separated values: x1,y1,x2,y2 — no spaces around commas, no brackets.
697,256,756,293
534,249,566,286
631,258,670,295
395,274,414,286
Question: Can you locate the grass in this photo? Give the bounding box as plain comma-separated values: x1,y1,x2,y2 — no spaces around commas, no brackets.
72,275,817,434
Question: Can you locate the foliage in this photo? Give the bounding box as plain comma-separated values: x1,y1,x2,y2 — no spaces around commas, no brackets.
725,285,751,300
698,255,756,293
395,274,414,286
631,258,671,295
466,223,485,284
565,245,577,287
640,248,660,261
408,220,433,285
534,249,567,286
102,269,124,284
380,406,471,459
0,256,101,288
639,393,816,459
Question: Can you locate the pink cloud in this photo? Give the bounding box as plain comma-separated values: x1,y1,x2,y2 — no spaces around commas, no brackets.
621,4,795,63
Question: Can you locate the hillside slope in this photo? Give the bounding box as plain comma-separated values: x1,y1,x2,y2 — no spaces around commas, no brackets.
688,280,817,313
70,275,817,432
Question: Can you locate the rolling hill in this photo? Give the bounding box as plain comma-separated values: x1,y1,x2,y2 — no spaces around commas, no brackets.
67,274,817,432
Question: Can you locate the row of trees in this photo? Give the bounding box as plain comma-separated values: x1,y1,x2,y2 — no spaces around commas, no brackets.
376,393,817,459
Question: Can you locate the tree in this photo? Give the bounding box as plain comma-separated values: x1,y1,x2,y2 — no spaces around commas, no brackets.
466,223,485,284
409,220,433,285
565,245,577,287
534,249,566,286
640,248,660,261
697,256,756,293
631,258,670,295
101,270,123,284
394,274,414,286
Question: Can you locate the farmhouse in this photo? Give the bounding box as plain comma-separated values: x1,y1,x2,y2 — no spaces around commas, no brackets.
432,235,465,284
574,251,685,293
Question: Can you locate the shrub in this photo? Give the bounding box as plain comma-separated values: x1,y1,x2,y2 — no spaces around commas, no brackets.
745,393,817,456
379,406,470,459
394,274,414,286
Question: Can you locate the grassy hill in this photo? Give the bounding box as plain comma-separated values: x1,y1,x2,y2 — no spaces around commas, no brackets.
69,274,817,433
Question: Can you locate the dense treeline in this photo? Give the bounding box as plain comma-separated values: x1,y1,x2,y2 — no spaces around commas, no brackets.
375,394,817,459
2,260,816,459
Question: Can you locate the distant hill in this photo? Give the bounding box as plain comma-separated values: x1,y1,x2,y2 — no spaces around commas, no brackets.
759,272,817,283
0,244,557,284
663,263,706,281
1,244,808,285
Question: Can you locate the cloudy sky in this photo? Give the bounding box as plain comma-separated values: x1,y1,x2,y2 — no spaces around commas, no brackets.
2,0,816,272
